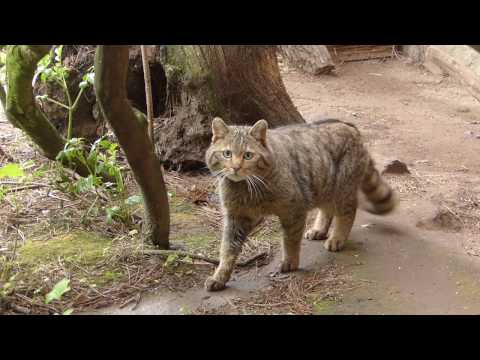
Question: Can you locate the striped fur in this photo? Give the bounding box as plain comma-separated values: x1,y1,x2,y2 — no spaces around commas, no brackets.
359,160,398,215
204,117,398,291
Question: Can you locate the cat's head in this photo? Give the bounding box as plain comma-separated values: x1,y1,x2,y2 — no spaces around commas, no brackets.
206,117,273,182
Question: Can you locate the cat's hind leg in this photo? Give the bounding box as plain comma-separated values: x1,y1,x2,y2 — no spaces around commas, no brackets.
305,208,333,241
324,207,356,252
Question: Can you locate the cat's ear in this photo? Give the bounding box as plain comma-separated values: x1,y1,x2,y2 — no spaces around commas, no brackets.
211,117,229,143
249,119,268,146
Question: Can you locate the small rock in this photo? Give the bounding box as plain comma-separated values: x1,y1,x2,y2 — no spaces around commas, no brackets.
470,121,480,125
476,135,480,139
465,131,475,138
416,208,463,233
456,106,471,113
382,160,410,175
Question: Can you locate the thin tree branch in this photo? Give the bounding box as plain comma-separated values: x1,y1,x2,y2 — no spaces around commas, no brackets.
141,45,154,144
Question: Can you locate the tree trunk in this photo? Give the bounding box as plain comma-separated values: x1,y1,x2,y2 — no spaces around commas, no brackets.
94,45,170,249
0,81,5,111
141,45,155,143
4,45,93,177
5,45,65,159
278,45,335,75
33,45,167,142
156,45,305,170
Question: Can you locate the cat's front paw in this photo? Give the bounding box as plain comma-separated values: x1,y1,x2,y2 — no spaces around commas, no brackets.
279,259,299,273
304,229,328,241
205,276,226,292
324,237,345,252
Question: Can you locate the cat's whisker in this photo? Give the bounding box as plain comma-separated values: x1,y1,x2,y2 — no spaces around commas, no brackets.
252,174,270,192
249,175,261,201
245,176,254,200
246,176,254,201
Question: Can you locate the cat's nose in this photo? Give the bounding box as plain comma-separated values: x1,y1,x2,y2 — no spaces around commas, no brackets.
231,166,241,172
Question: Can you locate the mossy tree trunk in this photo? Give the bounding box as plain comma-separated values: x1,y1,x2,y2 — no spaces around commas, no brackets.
95,45,170,249
4,45,90,176
0,81,5,110
0,46,5,110
5,45,64,159
156,45,305,170
34,45,167,142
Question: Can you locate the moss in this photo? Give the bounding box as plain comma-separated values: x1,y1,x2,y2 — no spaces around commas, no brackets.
311,298,335,315
204,74,225,115
5,46,66,159
19,231,112,267
166,46,205,81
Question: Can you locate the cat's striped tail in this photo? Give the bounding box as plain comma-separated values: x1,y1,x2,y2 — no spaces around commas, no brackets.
358,159,399,215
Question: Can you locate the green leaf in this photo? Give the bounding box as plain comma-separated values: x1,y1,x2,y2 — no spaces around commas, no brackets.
54,45,64,64
0,163,24,179
182,256,194,264
164,253,179,268
75,175,96,193
35,94,48,101
125,195,143,206
84,72,95,85
45,278,71,304
62,308,74,315
0,186,7,201
106,206,121,223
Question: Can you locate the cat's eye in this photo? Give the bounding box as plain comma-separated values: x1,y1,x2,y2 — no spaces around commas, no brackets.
222,150,232,158
243,152,254,160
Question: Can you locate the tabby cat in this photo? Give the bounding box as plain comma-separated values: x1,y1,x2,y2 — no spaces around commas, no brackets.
204,117,398,291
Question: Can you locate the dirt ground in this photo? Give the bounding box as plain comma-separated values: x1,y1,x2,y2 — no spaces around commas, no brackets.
2,56,480,315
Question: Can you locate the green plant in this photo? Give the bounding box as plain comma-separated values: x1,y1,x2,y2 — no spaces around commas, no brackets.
0,262,15,295
164,253,179,268
45,278,74,315
106,194,143,225
0,163,24,179
34,45,95,140
45,277,71,304
0,162,27,202
0,186,6,202
55,136,126,197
